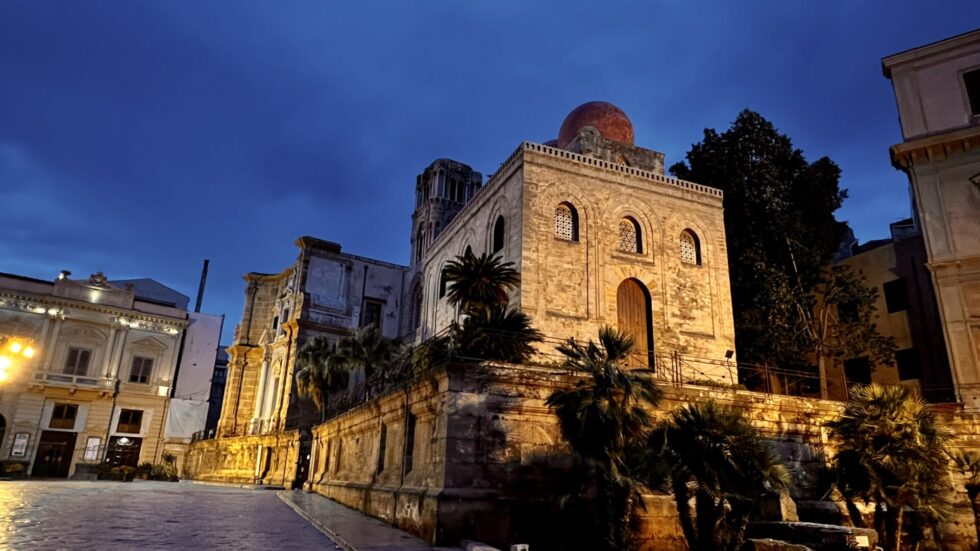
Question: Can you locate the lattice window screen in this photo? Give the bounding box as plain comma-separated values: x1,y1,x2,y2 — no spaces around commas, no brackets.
555,205,575,240
680,231,698,265
619,219,638,253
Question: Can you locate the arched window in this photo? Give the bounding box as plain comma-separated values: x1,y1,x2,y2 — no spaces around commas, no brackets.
412,288,423,329
439,268,450,298
555,203,579,242
492,216,505,253
680,230,701,266
618,217,642,253
415,228,425,263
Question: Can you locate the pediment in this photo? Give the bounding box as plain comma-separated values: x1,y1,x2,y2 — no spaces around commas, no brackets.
62,324,107,343
130,336,168,352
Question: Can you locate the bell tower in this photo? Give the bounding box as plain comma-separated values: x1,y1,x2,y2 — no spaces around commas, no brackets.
410,159,482,267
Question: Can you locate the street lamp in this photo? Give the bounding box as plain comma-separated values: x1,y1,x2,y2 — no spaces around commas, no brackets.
0,336,38,382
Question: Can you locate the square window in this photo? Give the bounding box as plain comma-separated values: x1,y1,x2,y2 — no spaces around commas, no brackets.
50,403,78,429
844,357,872,385
117,409,143,434
965,68,980,116
64,347,91,376
896,348,922,380
129,356,153,384
362,299,384,328
883,279,909,314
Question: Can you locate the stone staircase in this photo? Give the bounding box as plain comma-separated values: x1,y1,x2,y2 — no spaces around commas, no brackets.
743,493,878,551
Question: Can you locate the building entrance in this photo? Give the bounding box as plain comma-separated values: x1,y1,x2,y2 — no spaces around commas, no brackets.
31,431,77,478
616,278,654,369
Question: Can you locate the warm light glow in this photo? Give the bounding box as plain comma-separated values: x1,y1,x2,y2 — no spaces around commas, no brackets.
8,341,22,353
23,347,34,358
0,371,7,382
0,356,11,370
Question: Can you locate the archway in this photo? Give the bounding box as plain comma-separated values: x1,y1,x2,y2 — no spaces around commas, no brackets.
616,278,654,369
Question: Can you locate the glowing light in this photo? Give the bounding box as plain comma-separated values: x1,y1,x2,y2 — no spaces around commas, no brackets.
0,371,7,382
23,347,34,358
0,356,11,370
9,342,22,353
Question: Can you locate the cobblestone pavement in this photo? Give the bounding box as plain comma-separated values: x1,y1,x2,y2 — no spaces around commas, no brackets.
0,480,340,550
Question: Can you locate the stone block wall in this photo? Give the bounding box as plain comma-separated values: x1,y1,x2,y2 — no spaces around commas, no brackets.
183,429,300,488
309,362,980,549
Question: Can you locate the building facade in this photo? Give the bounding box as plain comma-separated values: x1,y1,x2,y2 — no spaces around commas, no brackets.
0,272,187,478
883,29,980,409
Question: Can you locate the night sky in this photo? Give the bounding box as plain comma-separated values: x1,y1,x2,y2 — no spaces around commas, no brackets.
2,2,978,343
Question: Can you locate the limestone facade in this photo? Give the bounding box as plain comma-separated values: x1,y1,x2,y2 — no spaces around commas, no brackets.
214,236,406,486
883,29,980,408
0,271,187,478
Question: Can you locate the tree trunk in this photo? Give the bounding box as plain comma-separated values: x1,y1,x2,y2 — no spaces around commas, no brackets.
969,485,980,549
894,506,904,551
695,488,722,551
818,354,829,399
673,478,699,551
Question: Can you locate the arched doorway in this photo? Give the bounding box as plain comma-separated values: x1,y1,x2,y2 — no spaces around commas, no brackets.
617,278,654,369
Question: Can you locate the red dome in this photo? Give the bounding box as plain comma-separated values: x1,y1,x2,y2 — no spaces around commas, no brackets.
558,101,634,147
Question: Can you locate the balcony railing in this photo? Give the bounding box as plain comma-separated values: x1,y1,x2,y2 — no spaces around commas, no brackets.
33,371,115,389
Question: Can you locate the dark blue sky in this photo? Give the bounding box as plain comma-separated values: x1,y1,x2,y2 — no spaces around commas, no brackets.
2,2,978,343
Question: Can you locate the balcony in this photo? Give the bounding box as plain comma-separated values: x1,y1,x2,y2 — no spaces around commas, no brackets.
32,371,115,390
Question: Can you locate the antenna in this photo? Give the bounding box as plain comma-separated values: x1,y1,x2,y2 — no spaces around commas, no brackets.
195,259,209,313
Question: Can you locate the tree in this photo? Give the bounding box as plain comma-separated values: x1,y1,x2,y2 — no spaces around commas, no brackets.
951,450,980,547
546,327,663,550
828,383,954,551
805,265,896,398
649,400,790,551
670,110,859,379
333,325,402,382
295,337,350,420
442,250,542,364
443,249,520,316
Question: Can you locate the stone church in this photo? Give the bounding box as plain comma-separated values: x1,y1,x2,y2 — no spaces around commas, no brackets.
205,101,737,459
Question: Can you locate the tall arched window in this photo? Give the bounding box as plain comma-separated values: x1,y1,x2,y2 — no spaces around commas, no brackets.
492,216,505,253
415,228,425,263
618,217,642,253
555,203,579,241
439,268,450,298
412,288,423,329
680,230,701,266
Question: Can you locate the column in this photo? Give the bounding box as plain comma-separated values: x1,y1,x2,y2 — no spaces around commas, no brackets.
108,329,129,379
253,361,269,420
41,316,64,372
102,325,118,378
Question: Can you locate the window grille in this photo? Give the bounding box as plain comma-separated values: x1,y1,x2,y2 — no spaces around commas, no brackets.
555,204,578,241
680,231,699,265
619,218,640,253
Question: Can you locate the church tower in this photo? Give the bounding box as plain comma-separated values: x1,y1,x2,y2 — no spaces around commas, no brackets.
410,159,482,267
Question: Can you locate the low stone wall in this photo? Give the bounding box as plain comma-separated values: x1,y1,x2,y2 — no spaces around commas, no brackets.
183,430,301,488
309,363,980,549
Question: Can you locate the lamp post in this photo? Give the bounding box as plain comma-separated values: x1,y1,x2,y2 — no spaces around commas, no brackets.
0,336,38,383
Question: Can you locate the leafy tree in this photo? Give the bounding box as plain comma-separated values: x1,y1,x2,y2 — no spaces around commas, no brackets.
295,337,350,420
649,400,790,551
546,327,663,550
671,110,893,392
805,265,896,397
828,383,954,551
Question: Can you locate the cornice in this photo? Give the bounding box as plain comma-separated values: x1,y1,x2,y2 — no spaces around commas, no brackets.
891,124,980,169
0,289,187,332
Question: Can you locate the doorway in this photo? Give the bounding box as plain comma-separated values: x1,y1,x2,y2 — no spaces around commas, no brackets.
32,431,78,478
616,278,654,369
106,436,143,468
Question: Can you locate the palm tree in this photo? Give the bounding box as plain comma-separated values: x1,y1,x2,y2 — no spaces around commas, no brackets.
952,449,980,547
827,383,953,551
454,305,542,364
333,325,402,382
649,400,790,551
443,249,520,315
295,337,350,420
546,327,663,551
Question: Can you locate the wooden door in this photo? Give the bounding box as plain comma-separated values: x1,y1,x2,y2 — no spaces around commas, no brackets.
32,431,77,478
617,279,653,369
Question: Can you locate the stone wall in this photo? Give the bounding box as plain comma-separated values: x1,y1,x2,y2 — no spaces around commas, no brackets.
183,429,301,488
309,362,980,550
